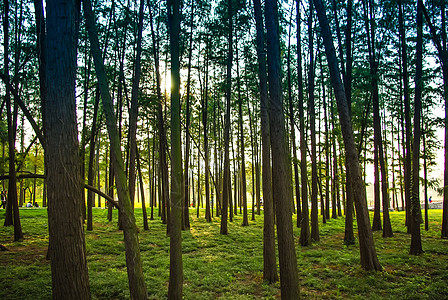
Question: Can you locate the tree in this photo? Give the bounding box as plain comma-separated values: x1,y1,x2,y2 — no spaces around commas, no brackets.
298,0,310,247
409,0,423,255
3,0,24,243
220,0,233,235
44,0,91,298
128,0,145,208
314,0,382,271
167,0,184,298
253,0,278,283
265,0,300,297
83,0,148,297
308,0,320,243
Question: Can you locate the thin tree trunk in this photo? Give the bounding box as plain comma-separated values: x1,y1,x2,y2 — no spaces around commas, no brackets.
183,1,194,230
398,0,412,233
83,0,148,297
410,0,423,255
421,0,448,239
298,0,310,246
309,0,319,243
87,91,100,231
288,7,301,224
128,0,145,208
314,0,382,271
3,0,23,242
236,37,249,227
137,150,149,231
148,0,169,227
220,0,233,235
253,0,278,283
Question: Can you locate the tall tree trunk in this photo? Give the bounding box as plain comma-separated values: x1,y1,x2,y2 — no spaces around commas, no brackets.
288,6,301,224
410,0,423,255
203,44,211,223
3,0,23,242
423,124,429,231
298,0,310,246
128,0,145,208
148,0,169,226
253,0,278,283
44,0,90,298
265,0,300,297
167,0,184,297
83,0,148,297
183,0,194,230
236,37,249,227
308,0,319,243
220,0,233,235
314,0,382,271
87,91,100,231
343,0,355,245
420,0,448,239
79,51,91,221
398,0,412,233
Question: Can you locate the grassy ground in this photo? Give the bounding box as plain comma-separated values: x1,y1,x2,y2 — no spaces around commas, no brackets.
1,207,448,299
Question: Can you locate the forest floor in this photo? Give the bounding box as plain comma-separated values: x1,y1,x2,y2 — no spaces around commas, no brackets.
1,207,448,299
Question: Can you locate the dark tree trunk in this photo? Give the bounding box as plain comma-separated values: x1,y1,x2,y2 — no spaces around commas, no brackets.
253,0,278,283
183,1,194,230
314,0,382,271
203,45,211,223
44,0,91,298
308,0,319,243
83,0,148,297
137,150,149,231
423,125,429,231
420,0,448,239
87,91,100,231
236,38,249,227
3,0,23,242
128,0,145,208
265,0,300,297
220,0,233,235
298,0,310,246
288,6,301,224
149,1,169,227
343,0,355,245
398,0,412,233
167,0,184,298
410,0,423,255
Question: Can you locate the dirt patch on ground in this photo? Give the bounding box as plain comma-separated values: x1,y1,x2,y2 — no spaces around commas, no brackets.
0,244,48,266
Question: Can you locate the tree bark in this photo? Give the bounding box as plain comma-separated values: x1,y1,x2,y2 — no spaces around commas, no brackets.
421,0,448,239
308,0,319,243
265,0,300,297
44,0,91,298
398,0,412,233
128,0,145,208
410,0,423,255
183,1,194,230
253,0,278,283
220,0,233,235
314,0,382,271
83,0,148,297
148,0,169,227
87,91,100,231
298,0,310,246
167,0,184,298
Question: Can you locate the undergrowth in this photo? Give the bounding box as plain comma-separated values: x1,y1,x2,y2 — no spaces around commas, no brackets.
1,208,447,299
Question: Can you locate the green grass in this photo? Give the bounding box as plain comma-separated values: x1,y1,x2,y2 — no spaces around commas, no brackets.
1,208,448,299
